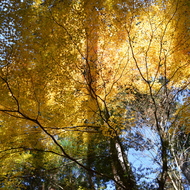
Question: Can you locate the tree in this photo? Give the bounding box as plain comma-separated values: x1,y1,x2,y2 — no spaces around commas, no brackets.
0,0,189,189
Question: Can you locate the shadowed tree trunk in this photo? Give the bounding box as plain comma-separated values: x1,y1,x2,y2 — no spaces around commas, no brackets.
110,137,137,190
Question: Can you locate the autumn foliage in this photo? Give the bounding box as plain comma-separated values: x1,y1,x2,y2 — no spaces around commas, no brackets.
0,0,189,189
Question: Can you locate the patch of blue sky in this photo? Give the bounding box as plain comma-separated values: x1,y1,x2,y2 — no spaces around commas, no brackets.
128,125,160,187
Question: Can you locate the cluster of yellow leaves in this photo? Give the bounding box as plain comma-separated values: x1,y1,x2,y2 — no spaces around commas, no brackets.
0,0,189,186
0,0,189,145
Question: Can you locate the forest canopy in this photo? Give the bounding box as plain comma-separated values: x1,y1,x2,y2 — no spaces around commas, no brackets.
0,0,189,189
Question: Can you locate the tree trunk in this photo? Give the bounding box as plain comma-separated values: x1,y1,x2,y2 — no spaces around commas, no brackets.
110,137,137,190
181,161,190,184
157,139,168,190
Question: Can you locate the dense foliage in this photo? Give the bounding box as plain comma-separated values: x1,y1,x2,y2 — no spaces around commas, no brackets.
0,0,189,189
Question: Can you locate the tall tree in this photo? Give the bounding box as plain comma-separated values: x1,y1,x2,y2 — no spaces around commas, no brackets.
0,0,189,189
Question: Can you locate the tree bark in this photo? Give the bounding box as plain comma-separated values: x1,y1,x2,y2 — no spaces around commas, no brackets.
110,137,137,190
181,161,190,184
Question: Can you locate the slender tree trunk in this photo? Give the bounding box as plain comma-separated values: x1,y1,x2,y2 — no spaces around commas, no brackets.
181,161,190,184
110,137,137,190
86,136,96,190
83,2,99,189
42,182,45,190
157,138,168,190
